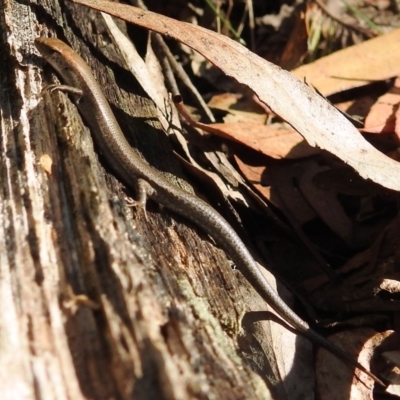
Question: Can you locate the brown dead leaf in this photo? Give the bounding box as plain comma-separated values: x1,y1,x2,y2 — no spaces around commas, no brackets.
279,3,308,70
316,329,391,399
362,77,400,138
293,28,400,96
175,97,317,159
68,0,400,191
233,157,272,200
203,122,319,159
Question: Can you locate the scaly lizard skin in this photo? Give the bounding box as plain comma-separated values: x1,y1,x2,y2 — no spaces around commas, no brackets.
35,37,384,386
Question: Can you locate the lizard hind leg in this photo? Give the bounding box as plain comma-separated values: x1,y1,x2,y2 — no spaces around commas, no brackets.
126,178,155,221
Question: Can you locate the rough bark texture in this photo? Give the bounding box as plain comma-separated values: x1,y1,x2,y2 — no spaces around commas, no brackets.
0,1,308,399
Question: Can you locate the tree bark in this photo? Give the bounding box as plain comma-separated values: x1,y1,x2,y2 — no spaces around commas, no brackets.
0,1,310,399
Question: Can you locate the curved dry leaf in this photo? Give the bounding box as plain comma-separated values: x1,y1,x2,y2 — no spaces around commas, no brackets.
293,28,400,97
69,0,400,191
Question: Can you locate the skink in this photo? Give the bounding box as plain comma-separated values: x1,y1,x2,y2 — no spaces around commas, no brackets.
35,37,383,385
